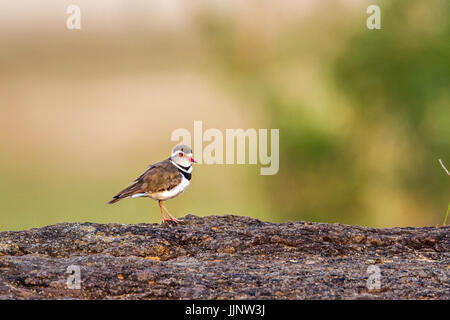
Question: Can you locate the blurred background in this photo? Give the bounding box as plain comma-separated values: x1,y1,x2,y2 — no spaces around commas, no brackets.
0,0,448,231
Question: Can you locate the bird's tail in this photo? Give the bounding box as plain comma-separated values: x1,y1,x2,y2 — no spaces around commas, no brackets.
108,181,142,204
108,195,123,204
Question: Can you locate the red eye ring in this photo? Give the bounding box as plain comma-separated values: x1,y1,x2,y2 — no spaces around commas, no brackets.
179,152,183,157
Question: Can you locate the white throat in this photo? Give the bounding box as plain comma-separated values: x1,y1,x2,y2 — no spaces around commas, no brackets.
170,160,193,173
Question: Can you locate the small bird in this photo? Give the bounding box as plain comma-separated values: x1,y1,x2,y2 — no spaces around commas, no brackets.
108,144,196,223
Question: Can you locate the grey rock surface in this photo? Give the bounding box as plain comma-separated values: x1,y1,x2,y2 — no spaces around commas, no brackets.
0,215,448,299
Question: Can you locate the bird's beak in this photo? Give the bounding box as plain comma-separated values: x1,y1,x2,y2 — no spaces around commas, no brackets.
190,157,197,163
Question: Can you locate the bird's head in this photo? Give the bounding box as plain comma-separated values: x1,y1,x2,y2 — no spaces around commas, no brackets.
170,144,196,168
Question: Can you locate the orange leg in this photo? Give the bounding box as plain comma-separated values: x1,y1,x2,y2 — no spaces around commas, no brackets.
158,201,171,223
160,201,183,223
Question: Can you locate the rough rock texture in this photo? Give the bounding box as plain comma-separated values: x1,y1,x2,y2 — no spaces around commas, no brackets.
0,215,448,300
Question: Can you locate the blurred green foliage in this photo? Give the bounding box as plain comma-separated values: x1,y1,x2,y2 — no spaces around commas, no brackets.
333,0,450,224
194,0,450,226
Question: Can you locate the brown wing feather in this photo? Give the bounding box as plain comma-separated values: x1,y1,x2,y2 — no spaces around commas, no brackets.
108,159,181,204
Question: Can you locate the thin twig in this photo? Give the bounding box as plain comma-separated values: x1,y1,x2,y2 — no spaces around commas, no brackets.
438,159,450,226
443,202,450,226
438,159,450,176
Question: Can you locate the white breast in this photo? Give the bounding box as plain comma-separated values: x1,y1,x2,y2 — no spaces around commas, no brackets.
151,175,190,201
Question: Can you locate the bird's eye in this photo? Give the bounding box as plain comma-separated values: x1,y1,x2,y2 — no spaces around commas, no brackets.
179,153,183,157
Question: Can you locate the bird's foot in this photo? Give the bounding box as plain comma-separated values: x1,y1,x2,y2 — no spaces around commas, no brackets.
161,217,183,224
161,216,172,223
169,217,183,223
